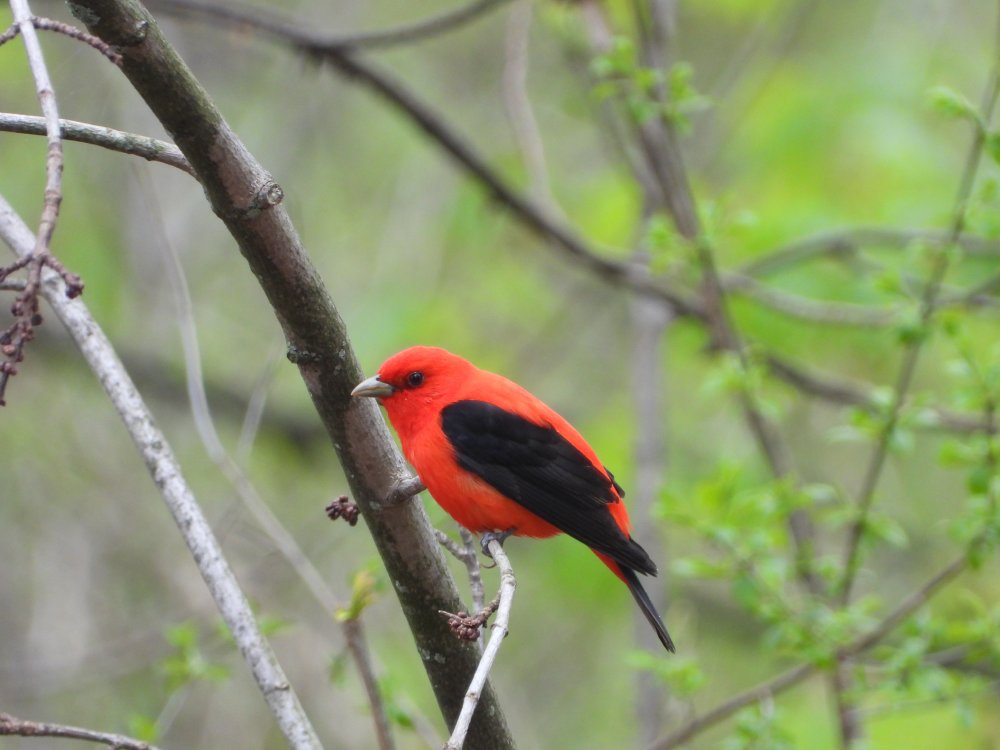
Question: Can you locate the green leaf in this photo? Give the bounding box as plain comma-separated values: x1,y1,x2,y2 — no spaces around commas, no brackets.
337,568,379,622
927,85,980,124
671,557,731,579
127,714,159,744
866,513,909,548
986,131,1000,166
328,651,349,686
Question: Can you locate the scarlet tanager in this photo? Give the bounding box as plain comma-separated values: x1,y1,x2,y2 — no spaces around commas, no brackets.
352,346,675,652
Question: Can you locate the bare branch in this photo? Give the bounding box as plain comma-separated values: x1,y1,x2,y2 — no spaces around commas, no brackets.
69,2,515,743
145,0,704,319
0,22,19,46
0,195,322,749
436,527,486,616
0,113,194,175
646,662,816,750
0,712,160,750
138,166,398,749
28,16,122,64
741,226,1000,278
445,539,516,750
501,0,558,212
764,353,994,434
459,527,486,614
721,271,897,326
11,0,64,257
1,0,83,405
148,0,512,51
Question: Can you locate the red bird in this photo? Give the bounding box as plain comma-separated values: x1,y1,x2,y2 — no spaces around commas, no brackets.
352,346,675,652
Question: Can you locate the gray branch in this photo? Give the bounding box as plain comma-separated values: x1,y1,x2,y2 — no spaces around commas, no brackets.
0,112,193,174
0,195,322,749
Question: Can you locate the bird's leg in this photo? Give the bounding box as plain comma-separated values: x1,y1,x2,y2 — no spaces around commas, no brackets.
479,528,516,559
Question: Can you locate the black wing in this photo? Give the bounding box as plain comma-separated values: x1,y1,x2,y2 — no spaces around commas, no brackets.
440,400,656,575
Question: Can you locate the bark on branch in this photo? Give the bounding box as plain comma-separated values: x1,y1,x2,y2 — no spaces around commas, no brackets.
67,1,514,745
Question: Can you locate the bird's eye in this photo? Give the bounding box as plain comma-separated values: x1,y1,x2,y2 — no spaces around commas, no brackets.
406,371,424,388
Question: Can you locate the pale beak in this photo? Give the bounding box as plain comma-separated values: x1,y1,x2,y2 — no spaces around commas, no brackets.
351,375,396,399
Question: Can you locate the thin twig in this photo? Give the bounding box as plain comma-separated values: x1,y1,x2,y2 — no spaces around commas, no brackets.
646,662,816,750
29,16,122,64
0,22,19,46
501,0,559,213
444,539,516,750
148,0,511,50
0,113,195,175
829,10,1000,745
646,548,974,750
436,527,486,617
0,0,82,405
136,166,396,750
838,3,1000,606
0,712,160,750
146,0,704,319
764,353,994,434
0,194,322,749
721,271,898,326
740,226,1000,278
11,0,64,260
458,527,485,614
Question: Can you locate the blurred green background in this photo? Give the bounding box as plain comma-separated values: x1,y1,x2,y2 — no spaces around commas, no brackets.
2,0,1000,748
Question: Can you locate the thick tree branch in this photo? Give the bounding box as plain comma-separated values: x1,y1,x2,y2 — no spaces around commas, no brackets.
0,195,322,749
68,1,514,745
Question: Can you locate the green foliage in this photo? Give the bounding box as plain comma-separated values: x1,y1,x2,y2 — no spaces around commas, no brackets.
626,650,705,697
591,37,710,131
6,2,1000,749
927,86,981,127
336,568,382,623
161,621,231,692
723,704,794,750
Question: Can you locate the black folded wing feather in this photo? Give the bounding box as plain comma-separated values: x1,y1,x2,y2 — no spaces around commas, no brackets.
440,399,656,576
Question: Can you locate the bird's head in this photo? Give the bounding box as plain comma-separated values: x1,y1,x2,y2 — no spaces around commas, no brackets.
352,346,476,430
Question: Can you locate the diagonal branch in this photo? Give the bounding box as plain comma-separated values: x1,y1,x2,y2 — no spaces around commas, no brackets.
444,539,516,750
147,0,512,51
0,194,322,749
0,712,161,750
145,0,704,319
646,547,974,750
838,5,1000,606
68,1,515,745
1,0,83,405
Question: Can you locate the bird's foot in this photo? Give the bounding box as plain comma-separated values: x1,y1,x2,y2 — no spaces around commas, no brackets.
479,528,515,559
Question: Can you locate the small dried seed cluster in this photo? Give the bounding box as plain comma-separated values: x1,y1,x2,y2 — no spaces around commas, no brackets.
325,494,360,526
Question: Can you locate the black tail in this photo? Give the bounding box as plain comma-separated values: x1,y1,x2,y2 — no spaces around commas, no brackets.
621,566,676,653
